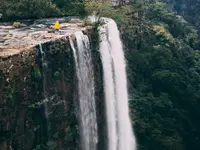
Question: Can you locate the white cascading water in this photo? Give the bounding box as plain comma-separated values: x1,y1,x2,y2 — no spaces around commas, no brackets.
69,32,98,150
99,18,137,150
38,43,49,119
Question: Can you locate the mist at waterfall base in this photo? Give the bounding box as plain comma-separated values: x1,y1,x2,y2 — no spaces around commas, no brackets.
69,18,136,150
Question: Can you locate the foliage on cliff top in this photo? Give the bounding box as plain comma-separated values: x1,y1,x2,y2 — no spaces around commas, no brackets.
0,0,85,21
0,0,60,20
83,0,130,21
0,0,131,21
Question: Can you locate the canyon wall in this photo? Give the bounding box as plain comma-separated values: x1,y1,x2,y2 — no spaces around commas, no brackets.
0,27,102,150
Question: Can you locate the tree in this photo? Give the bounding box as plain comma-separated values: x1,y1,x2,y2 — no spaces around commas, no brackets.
15,0,61,19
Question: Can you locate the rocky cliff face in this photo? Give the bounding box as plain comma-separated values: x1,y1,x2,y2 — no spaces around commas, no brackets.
0,19,98,150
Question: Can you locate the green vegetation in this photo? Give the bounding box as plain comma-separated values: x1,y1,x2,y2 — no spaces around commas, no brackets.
84,1,200,149
161,0,200,30
115,1,200,150
0,0,130,21
0,0,60,20
0,0,85,20
0,1,123,22
84,1,117,20
1,0,200,150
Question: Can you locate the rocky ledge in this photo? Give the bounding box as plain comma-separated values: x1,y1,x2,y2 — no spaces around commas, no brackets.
0,17,90,58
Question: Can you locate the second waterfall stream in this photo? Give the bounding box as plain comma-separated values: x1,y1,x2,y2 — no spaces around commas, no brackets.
69,18,136,150
69,31,98,150
99,18,136,150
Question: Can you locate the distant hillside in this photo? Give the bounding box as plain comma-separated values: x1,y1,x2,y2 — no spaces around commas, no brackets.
162,0,200,30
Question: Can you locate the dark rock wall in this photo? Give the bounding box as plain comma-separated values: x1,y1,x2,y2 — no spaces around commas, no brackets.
0,29,105,150
0,37,79,150
0,49,36,150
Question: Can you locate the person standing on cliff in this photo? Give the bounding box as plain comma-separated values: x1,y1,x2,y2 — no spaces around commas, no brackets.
50,20,60,32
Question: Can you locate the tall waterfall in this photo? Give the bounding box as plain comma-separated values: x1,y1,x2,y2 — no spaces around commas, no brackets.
38,43,49,119
69,31,98,150
99,18,137,150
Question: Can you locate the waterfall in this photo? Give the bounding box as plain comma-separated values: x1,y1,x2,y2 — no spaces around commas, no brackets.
38,43,49,119
99,18,137,150
69,32,98,150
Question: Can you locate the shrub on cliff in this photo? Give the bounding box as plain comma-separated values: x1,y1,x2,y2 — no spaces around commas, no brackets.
12,21,26,28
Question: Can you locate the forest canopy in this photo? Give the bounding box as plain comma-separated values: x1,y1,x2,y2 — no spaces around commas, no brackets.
0,0,86,20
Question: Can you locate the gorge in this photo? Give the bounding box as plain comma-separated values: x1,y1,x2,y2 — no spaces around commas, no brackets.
0,17,136,150
1,0,200,150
